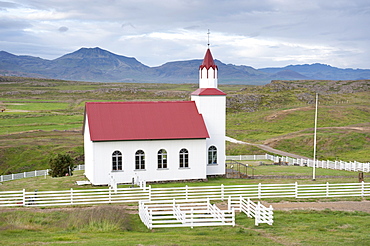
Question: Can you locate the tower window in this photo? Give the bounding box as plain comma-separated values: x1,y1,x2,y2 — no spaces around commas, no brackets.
179,148,189,168
112,150,122,171
208,146,217,164
157,149,167,169
135,150,145,170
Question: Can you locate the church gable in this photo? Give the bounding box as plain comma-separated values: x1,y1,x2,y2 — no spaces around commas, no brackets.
85,101,209,142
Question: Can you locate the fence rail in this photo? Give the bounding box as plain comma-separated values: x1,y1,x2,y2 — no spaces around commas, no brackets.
1,182,369,207
0,165,85,183
226,154,370,173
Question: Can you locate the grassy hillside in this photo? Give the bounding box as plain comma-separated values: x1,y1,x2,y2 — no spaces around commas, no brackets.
226,80,370,161
0,76,369,174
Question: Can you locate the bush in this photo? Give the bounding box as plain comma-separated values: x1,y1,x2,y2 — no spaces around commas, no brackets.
49,153,75,177
63,206,133,232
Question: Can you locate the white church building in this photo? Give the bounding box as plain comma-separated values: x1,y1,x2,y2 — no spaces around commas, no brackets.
83,48,226,185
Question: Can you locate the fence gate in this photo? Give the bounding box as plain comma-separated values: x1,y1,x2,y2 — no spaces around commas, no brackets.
229,196,273,226
139,199,235,229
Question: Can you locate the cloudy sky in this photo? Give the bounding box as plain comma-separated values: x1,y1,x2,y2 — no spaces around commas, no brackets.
1,0,369,69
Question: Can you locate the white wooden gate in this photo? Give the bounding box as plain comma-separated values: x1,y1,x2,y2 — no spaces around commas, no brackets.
139,199,235,229
229,196,273,226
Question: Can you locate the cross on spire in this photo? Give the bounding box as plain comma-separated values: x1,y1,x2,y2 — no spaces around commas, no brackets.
207,29,210,47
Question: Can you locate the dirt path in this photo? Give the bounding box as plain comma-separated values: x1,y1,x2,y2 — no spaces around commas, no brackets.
226,123,370,160
2,201,369,214
226,136,311,159
263,200,370,213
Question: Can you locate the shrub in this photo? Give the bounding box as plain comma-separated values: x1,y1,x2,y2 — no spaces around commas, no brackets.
49,153,75,177
64,206,132,232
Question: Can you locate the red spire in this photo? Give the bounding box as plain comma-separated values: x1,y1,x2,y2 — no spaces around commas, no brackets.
200,48,217,70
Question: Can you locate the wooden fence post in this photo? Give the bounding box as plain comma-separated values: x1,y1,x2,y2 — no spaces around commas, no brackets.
185,185,188,200
241,196,244,214
246,197,250,217
22,189,26,206
326,182,329,197
109,186,112,203
258,183,262,199
232,208,235,227
221,184,224,201
148,185,152,201
149,209,153,230
295,182,298,198
70,188,73,205
191,208,194,229
255,202,260,226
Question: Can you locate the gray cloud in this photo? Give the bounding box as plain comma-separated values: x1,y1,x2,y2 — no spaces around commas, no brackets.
0,18,32,29
1,0,369,69
58,26,68,32
0,1,20,9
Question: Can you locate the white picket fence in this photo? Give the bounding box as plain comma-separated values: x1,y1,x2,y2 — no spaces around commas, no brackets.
1,182,369,207
0,165,85,182
226,154,370,173
139,198,235,229
230,197,273,226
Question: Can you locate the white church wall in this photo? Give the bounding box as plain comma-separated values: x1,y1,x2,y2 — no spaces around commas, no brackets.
83,117,95,183
192,94,226,176
88,138,207,185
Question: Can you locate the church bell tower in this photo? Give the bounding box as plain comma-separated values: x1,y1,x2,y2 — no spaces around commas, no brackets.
191,47,226,176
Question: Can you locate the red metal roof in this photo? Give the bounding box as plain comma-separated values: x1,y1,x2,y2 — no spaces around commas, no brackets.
191,88,226,96
85,101,209,141
200,48,218,70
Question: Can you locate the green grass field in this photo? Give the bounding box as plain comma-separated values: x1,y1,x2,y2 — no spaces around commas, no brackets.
0,76,369,174
0,204,369,245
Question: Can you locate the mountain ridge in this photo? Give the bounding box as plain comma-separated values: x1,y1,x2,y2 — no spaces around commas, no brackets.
1,47,370,84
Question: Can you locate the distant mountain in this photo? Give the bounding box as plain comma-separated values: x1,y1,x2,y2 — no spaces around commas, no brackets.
1,48,370,84
267,69,309,80
152,60,267,84
259,63,370,81
0,51,49,77
48,47,153,82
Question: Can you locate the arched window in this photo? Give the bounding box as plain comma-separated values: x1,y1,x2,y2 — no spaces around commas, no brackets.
179,148,189,168
157,149,167,169
135,150,145,170
208,146,217,164
112,150,122,171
